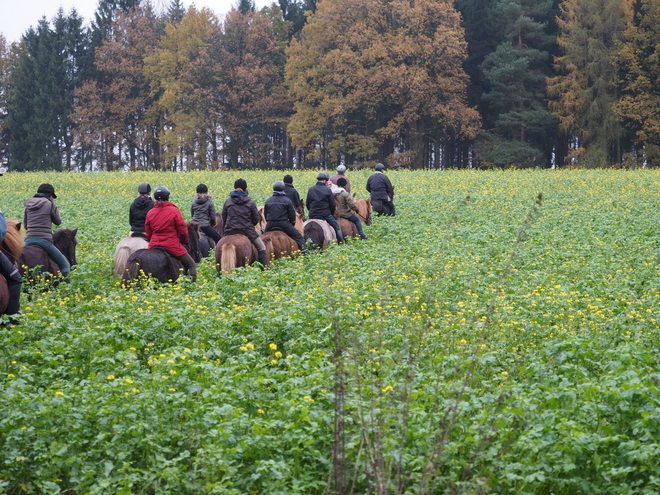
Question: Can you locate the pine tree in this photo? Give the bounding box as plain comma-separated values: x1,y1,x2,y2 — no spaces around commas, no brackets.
167,0,186,24
236,0,256,15
91,0,140,48
477,0,558,167
548,0,634,166
614,0,660,165
0,35,12,167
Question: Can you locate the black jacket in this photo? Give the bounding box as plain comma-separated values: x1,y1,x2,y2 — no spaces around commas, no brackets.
284,184,302,211
264,193,296,224
366,172,394,201
306,182,336,219
221,191,260,235
129,196,154,233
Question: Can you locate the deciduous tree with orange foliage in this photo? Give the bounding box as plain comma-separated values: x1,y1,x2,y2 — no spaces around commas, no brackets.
285,0,480,169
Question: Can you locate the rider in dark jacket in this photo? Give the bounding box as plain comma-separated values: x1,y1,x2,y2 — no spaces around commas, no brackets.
129,182,154,238
283,174,304,218
366,163,395,216
0,210,21,319
221,178,268,266
306,172,345,243
264,181,306,252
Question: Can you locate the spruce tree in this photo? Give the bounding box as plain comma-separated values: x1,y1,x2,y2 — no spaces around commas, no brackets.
167,0,186,24
236,0,256,15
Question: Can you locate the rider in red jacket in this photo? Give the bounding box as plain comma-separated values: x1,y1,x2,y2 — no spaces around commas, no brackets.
145,186,197,282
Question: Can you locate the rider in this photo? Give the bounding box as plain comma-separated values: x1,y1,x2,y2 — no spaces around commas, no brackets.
129,182,154,239
221,178,268,267
306,172,345,243
335,177,368,239
145,186,197,282
0,210,21,320
366,163,395,216
191,183,221,244
264,181,307,253
23,183,70,279
330,165,351,193
283,174,304,217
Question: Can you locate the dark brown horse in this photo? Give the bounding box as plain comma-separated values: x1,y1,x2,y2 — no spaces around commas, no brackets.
121,222,201,285
338,218,359,239
216,234,265,275
19,228,78,280
1,219,24,315
261,231,300,261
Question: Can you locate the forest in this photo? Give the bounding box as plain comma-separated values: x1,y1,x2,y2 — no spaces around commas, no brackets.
0,0,659,171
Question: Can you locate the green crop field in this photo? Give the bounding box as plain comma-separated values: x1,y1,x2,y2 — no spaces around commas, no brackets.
2,170,660,494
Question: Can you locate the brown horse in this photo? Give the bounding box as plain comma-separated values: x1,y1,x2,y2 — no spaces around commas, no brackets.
19,228,78,280
338,218,359,238
0,219,24,315
261,231,300,261
255,207,267,235
354,198,373,226
216,234,266,275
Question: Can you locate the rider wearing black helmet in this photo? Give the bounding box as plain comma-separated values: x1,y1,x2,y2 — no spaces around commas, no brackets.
145,185,197,281
283,174,304,218
191,183,221,244
366,163,395,216
264,181,306,252
306,172,345,243
221,178,269,267
129,182,154,239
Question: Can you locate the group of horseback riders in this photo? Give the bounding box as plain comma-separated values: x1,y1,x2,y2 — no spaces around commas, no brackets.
0,164,395,319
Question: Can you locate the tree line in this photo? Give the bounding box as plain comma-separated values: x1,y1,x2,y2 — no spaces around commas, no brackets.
0,0,658,171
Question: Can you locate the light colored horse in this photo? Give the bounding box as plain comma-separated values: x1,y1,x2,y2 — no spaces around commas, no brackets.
114,237,148,277
303,219,337,249
261,231,300,261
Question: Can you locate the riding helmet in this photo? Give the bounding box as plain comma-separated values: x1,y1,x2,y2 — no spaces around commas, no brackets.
37,183,57,199
316,171,330,181
283,174,293,184
153,185,170,201
196,183,208,194
138,182,151,194
375,163,385,171
273,181,285,192
337,165,347,174
234,178,248,191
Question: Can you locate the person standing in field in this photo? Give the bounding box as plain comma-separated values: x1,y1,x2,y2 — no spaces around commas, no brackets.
263,181,307,253
221,178,268,267
306,172,345,243
191,183,221,244
330,165,351,193
23,183,70,279
145,185,197,282
366,163,395,216
335,177,368,239
129,182,154,239
283,174,304,218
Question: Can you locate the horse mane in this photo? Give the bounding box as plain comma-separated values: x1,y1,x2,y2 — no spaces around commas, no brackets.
187,221,201,262
53,228,78,265
2,219,24,260
220,242,237,275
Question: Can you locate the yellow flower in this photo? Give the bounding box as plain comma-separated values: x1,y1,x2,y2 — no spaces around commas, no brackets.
303,395,315,402
382,386,394,393
7,373,15,378
246,343,255,350
107,375,115,380
275,351,283,358
257,409,265,414
125,378,134,384
269,343,277,350
169,388,176,392
239,346,247,351
270,359,278,365
457,339,467,346
501,371,508,376
170,370,177,375
55,391,64,396
184,348,191,353
167,359,175,364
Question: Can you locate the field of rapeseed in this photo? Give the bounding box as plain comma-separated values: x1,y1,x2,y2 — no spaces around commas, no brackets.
2,170,660,494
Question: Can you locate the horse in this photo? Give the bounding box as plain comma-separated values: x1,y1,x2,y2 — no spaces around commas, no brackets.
19,228,78,281
215,234,267,275
0,219,24,316
338,218,360,239
198,233,216,259
255,207,267,234
303,219,337,249
113,236,148,277
354,198,373,226
121,222,201,285
261,231,300,261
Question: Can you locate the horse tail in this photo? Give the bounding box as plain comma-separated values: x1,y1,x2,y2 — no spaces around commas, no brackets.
220,242,237,275
114,245,133,278
121,257,140,287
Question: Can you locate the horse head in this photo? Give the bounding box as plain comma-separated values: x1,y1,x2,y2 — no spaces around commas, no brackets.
53,228,78,266
1,219,24,262
187,221,202,263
